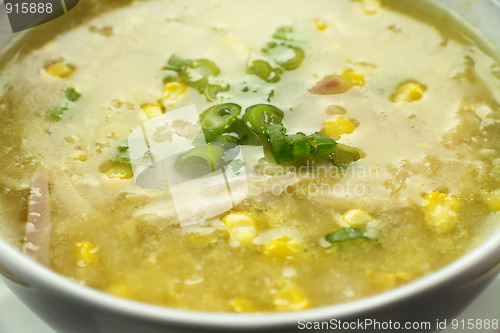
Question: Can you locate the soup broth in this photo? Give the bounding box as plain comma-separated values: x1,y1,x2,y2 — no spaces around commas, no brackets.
0,0,499,312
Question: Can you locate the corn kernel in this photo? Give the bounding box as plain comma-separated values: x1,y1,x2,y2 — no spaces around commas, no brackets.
230,298,256,313
159,82,187,104
264,236,301,258
341,69,365,87
106,163,133,180
76,241,98,266
483,188,500,212
391,81,427,103
45,60,75,78
223,212,258,243
343,209,373,228
141,103,164,119
273,282,310,311
321,117,357,140
422,192,461,233
314,19,328,31
361,0,382,14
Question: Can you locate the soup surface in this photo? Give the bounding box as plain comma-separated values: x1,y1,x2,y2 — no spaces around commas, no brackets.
0,0,499,312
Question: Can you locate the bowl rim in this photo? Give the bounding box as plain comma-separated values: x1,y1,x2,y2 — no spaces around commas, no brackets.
1,227,499,329
0,0,500,329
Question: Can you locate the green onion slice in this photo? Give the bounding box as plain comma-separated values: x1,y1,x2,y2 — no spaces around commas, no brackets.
246,60,283,83
175,143,226,178
325,228,371,244
272,26,295,42
164,54,189,72
202,129,238,144
180,59,220,88
330,146,361,166
243,104,284,136
263,44,305,71
203,83,230,102
200,103,242,134
287,132,311,159
265,123,293,164
307,133,337,157
227,119,262,146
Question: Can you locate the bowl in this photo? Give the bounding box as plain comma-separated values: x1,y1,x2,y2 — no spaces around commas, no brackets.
0,1,499,332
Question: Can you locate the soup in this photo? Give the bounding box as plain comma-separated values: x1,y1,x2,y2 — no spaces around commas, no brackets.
0,0,499,312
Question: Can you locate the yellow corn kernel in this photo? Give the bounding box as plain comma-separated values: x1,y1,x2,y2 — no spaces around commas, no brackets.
321,117,357,140
422,192,461,233
314,19,328,31
230,298,256,313
361,0,382,14
391,81,427,103
107,283,130,298
273,282,310,311
343,209,373,228
160,82,187,104
483,188,500,212
106,163,133,180
341,69,365,87
76,241,98,266
263,236,300,258
141,103,164,119
222,212,258,243
45,60,75,78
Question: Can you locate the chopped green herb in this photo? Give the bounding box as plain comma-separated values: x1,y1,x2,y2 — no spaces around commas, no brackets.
49,87,82,120
267,89,275,102
50,103,70,120
114,141,130,164
325,228,372,244
65,88,81,102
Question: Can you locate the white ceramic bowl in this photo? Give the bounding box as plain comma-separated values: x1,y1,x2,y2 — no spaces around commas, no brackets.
1,1,499,332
